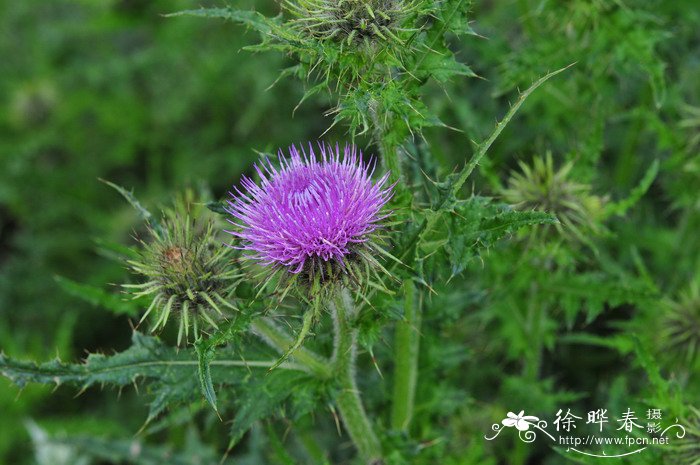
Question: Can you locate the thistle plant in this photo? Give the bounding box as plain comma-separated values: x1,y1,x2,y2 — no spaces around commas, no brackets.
0,64,579,465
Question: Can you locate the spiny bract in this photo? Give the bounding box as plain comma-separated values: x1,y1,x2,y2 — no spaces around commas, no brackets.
225,143,393,294
125,204,239,345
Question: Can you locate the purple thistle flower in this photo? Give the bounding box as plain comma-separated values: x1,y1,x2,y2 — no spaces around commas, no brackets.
226,144,393,276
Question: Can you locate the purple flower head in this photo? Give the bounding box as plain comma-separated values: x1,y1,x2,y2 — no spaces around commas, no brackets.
226,144,393,277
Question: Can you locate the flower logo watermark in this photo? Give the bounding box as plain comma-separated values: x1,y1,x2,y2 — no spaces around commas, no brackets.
501,410,539,431
486,410,556,443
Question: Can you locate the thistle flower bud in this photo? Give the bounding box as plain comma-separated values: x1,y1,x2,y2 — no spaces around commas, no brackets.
660,283,700,364
285,0,415,49
225,143,394,298
125,201,239,345
501,152,606,241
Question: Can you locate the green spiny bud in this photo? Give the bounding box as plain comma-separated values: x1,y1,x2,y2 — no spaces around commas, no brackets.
660,282,700,364
501,152,607,241
285,0,417,50
125,200,240,345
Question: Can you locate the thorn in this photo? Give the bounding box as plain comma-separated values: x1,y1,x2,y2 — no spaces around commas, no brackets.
329,403,342,436
74,383,90,398
369,346,383,379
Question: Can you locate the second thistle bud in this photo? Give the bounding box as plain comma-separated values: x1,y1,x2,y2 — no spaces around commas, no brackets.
501,152,607,242
125,199,240,345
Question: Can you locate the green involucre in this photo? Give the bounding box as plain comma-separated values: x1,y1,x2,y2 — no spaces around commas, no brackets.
125,206,240,345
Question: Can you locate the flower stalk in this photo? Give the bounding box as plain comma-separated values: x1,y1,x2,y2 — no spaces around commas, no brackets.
380,138,402,186
332,288,382,463
390,278,421,432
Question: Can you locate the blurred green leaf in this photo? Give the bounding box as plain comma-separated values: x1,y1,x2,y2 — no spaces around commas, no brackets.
54,276,140,317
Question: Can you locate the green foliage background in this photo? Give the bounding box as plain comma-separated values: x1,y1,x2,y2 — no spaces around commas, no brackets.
0,0,698,464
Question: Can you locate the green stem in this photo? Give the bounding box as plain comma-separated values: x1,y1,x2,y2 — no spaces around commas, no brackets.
251,317,332,379
380,139,402,186
332,288,382,464
522,283,542,380
370,95,403,186
390,279,422,432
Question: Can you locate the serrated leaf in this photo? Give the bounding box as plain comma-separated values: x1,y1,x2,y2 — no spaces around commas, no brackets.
421,197,557,277
100,179,153,224
436,0,473,33
166,7,276,35
439,64,575,209
196,344,218,415
229,370,310,448
477,209,558,243
451,208,556,276
631,336,682,414
418,52,476,82
194,311,254,413
0,332,256,422
543,272,655,328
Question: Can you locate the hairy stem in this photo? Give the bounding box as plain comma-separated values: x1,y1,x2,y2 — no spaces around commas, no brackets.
371,98,403,187
380,139,402,186
332,288,382,463
390,279,422,432
250,317,332,379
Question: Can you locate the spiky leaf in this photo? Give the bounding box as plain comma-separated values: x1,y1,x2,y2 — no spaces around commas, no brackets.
166,7,276,35
0,332,268,422
229,369,311,448
194,311,254,413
